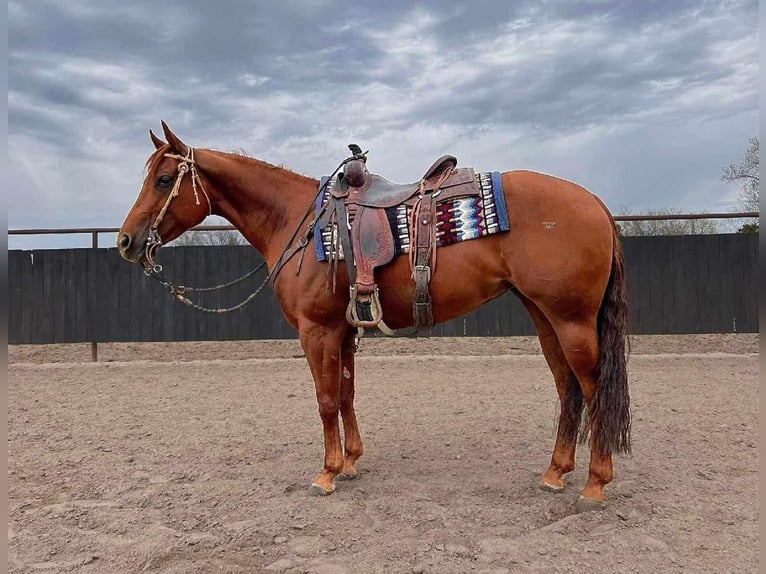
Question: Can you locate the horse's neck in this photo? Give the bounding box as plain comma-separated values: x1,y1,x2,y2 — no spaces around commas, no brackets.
202,150,317,264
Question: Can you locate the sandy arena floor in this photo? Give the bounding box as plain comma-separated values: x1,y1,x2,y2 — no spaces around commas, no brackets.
8,334,759,573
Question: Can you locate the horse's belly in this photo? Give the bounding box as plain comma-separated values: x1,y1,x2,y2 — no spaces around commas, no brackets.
375,240,511,328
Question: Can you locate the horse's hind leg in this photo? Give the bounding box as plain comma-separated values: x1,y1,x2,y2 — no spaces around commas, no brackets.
337,328,363,480
520,296,583,492
552,319,614,509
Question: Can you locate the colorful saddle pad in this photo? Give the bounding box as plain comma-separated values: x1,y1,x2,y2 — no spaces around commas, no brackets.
314,171,509,261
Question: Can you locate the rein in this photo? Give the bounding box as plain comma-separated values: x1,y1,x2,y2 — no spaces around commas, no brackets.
145,261,270,313
142,148,360,314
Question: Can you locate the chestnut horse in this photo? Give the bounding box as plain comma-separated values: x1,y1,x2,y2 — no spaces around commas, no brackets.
118,122,630,511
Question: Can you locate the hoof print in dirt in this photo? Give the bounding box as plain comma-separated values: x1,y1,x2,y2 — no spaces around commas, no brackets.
283,482,303,495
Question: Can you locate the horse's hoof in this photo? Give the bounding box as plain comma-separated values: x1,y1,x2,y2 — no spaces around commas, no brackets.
307,483,335,497
540,481,565,493
336,472,358,481
575,495,607,513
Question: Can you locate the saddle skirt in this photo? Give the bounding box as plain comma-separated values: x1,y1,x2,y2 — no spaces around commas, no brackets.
314,171,509,262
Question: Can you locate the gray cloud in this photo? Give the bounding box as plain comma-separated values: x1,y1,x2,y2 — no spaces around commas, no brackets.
8,0,759,248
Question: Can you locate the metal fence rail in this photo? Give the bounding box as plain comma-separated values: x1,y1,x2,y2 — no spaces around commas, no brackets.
8,211,760,247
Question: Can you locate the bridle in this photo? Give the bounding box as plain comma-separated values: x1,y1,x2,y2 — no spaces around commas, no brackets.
144,147,212,274
138,146,357,314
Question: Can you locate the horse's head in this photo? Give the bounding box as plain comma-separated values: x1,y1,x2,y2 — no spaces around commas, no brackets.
117,122,212,266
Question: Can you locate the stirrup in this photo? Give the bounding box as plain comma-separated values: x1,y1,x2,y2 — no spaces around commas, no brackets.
346,285,383,328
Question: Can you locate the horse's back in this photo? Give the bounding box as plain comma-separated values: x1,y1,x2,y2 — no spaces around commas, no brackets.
501,169,612,222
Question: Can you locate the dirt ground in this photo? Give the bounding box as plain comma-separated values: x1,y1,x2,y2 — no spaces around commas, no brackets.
8,334,759,573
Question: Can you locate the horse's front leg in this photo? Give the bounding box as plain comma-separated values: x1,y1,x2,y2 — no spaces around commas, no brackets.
337,328,363,480
299,321,346,496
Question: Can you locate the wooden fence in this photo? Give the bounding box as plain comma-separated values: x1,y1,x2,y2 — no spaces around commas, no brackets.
8,233,758,345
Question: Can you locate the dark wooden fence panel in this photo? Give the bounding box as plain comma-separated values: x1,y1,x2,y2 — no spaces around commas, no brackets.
8,234,759,344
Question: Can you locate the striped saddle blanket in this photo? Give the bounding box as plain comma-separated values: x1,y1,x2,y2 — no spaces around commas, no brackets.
313,171,510,261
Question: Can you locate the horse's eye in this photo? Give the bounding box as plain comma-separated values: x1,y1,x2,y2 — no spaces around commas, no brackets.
156,175,174,188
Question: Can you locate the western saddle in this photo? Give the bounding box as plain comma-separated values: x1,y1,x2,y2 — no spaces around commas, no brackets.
321,144,482,334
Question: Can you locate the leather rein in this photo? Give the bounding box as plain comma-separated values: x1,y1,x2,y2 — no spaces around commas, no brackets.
142,148,357,313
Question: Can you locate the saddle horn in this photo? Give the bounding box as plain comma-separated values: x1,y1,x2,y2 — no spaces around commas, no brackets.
348,144,366,161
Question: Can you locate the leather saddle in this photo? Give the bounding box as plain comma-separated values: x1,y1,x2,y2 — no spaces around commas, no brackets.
341,155,476,208
326,145,481,333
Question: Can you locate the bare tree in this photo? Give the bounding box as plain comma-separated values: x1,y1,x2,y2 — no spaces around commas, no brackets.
616,207,719,236
722,136,759,211
722,136,759,232
169,217,247,246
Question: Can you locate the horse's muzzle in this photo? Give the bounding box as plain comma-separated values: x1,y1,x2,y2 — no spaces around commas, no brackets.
117,231,147,264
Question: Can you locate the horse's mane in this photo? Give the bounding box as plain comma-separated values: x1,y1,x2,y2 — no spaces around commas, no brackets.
215,148,318,185
143,145,317,186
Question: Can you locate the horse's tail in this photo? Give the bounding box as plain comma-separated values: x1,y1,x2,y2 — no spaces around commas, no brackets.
590,216,631,456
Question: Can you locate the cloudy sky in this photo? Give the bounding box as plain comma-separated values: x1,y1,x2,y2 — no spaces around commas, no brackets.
9,0,759,249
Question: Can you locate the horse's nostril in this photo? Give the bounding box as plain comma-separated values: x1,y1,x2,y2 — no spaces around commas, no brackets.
118,232,132,251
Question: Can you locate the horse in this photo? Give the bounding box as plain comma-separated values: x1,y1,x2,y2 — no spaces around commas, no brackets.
118,122,630,511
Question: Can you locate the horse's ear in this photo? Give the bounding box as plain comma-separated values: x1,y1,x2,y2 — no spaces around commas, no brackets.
161,120,189,155
149,129,165,150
